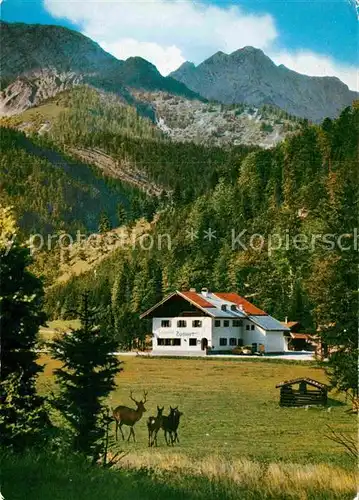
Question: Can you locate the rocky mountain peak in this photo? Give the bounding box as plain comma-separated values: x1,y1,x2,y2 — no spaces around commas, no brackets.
170,47,358,122
0,21,201,115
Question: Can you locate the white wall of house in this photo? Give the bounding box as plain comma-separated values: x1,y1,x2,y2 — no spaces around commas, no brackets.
265,331,287,352
242,321,266,347
151,316,286,354
152,316,212,353
242,321,286,353
211,319,243,351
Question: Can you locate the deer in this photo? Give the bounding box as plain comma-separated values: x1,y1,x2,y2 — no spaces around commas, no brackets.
170,406,183,445
112,390,148,442
161,406,183,446
147,406,164,447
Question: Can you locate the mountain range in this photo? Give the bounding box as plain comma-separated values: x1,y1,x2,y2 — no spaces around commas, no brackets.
170,47,358,122
1,21,357,122
0,21,200,116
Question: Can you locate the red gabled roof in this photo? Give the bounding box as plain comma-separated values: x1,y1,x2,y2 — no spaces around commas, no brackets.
180,291,216,308
140,290,267,319
140,290,215,319
213,293,267,316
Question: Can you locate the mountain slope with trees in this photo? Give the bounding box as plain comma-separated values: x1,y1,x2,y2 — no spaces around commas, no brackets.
0,125,156,237
45,105,359,401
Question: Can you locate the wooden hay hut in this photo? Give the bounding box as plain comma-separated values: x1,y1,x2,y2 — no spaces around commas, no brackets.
276,377,328,407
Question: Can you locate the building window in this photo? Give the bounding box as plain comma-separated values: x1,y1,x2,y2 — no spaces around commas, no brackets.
237,338,243,346
223,320,229,327
246,325,250,330
229,338,237,346
251,325,255,331
158,338,181,346
189,338,197,346
215,320,221,327
219,338,228,346
233,320,243,327
221,304,227,311
177,320,187,328
161,320,171,328
192,320,202,328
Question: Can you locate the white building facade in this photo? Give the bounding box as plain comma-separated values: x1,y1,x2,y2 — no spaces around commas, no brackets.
140,289,289,356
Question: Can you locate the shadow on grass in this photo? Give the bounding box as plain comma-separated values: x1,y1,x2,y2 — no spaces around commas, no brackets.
327,398,346,407
0,450,355,500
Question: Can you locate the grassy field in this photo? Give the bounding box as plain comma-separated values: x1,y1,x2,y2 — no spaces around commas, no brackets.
1,450,356,500
37,355,356,468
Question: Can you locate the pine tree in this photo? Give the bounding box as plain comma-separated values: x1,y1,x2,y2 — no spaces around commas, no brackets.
116,203,127,227
98,211,112,234
50,293,122,462
0,206,49,450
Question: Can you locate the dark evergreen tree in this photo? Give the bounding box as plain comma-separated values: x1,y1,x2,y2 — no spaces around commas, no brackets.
98,211,112,234
116,202,127,227
0,206,49,450
50,293,122,462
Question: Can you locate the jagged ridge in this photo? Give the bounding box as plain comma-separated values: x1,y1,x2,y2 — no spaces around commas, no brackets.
170,47,358,122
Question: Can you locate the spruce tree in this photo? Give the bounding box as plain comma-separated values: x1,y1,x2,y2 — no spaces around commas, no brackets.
50,293,122,462
116,203,127,227
98,211,112,234
0,206,49,450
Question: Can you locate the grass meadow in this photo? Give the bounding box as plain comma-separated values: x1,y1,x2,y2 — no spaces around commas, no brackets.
37,355,356,468
1,450,357,500
2,355,357,500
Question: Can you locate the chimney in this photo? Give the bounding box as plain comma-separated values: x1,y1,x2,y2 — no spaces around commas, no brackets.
201,287,209,297
285,316,288,324
190,287,196,292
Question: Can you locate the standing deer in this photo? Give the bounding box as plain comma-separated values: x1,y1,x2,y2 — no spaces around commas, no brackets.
171,406,183,445
147,406,164,447
113,390,148,442
161,406,183,445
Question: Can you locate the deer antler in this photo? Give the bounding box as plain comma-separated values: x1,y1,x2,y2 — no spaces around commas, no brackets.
129,390,138,405
143,390,148,403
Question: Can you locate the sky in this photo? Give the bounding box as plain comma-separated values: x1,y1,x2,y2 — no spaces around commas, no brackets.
1,0,358,89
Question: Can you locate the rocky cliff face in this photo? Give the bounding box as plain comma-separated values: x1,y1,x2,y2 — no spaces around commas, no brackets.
133,90,304,148
0,70,84,115
170,47,358,122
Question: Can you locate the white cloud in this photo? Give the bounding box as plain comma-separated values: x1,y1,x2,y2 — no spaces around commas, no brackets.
44,0,277,74
271,50,358,91
44,0,358,89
